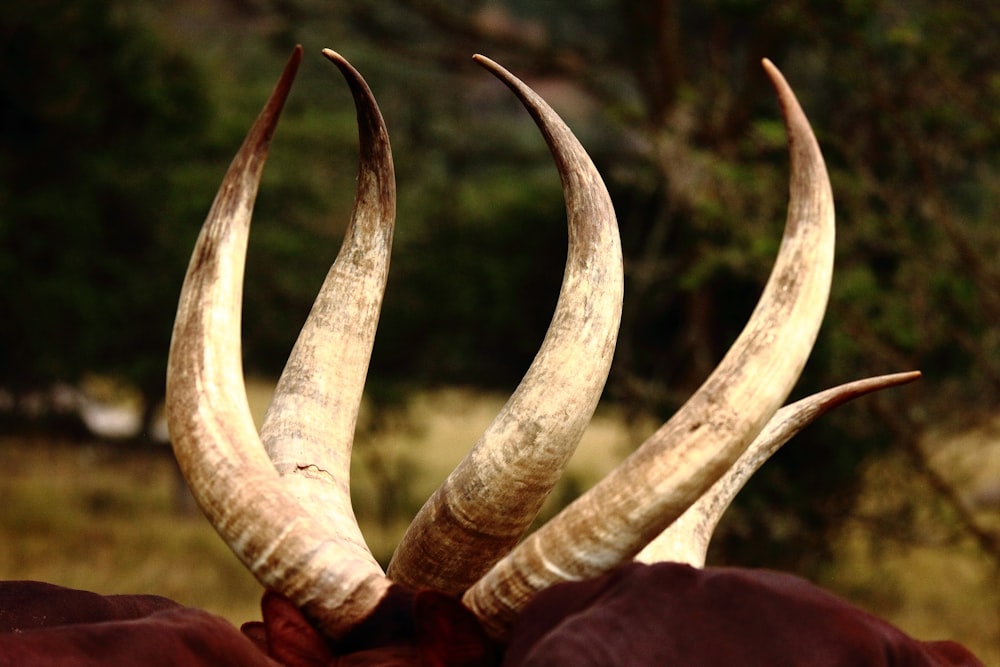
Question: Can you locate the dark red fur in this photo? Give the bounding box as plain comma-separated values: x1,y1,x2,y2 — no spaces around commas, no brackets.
1,568,983,666
0,581,497,666
243,586,500,666
503,562,984,666
0,580,180,631
0,581,280,666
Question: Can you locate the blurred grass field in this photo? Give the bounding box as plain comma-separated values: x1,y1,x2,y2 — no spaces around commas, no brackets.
0,436,264,623
1,385,997,663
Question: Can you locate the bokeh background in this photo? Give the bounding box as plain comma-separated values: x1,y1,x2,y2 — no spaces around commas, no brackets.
1,1,997,661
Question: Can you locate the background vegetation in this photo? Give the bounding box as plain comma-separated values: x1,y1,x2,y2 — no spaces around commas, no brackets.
1,0,997,660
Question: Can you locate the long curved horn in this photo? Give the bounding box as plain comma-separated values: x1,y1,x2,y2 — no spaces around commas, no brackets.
387,55,624,594
464,58,836,638
166,47,393,640
258,49,394,569
636,371,922,567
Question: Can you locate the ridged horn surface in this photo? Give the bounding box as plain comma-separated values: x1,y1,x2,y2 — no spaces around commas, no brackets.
166,46,391,640
258,49,394,570
464,58,836,638
637,371,922,566
387,55,624,595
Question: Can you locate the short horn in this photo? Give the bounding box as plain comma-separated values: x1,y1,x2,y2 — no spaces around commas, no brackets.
387,55,624,595
166,46,392,640
464,58,836,638
637,371,922,567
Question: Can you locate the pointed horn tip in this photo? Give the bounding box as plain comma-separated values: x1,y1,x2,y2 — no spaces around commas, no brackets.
759,59,810,127
322,47,345,65
322,48,359,77
285,44,304,72
825,370,922,405
877,369,922,386
760,58,797,111
471,55,528,95
260,45,301,113
471,53,506,78
760,58,784,88
470,55,547,119
320,49,371,93
801,370,921,420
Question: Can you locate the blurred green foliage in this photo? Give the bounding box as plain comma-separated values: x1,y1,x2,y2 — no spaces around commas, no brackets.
1,1,997,569
0,1,215,410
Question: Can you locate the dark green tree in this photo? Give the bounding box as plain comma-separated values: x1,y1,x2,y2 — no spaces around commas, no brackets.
250,0,999,568
0,1,215,434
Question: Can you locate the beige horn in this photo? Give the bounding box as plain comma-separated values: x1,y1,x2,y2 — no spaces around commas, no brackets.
166,46,393,640
258,48,395,573
465,58,836,638
637,371,922,567
387,55,624,595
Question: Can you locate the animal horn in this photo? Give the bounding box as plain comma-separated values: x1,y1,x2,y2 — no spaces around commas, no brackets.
387,54,624,594
464,58,836,638
636,371,922,567
258,48,395,570
166,46,393,640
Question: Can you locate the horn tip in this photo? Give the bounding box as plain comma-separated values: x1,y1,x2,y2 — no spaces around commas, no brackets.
887,369,922,385
472,54,507,79
286,44,303,69
760,58,793,105
321,47,342,63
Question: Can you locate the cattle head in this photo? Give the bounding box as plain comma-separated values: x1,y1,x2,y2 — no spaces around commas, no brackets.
165,45,922,657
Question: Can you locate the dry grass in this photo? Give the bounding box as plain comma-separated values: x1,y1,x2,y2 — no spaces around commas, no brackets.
1,386,996,662
0,437,263,623
819,443,1000,664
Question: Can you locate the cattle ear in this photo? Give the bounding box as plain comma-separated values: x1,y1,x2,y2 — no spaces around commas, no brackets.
414,590,500,667
259,590,336,667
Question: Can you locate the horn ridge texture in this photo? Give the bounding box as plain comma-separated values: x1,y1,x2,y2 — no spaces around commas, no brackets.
166,46,392,641
637,371,922,567
387,55,624,595
463,58,836,639
258,48,395,566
